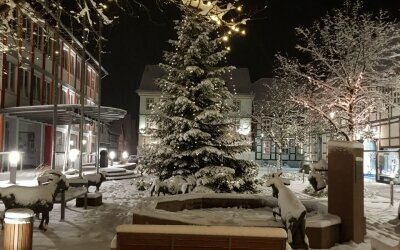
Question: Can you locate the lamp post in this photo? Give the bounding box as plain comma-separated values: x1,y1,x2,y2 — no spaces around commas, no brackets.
9,151,20,184
122,151,128,160
69,149,80,170
109,151,116,166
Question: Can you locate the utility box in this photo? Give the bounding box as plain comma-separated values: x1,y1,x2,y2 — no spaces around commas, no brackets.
328,141,365,243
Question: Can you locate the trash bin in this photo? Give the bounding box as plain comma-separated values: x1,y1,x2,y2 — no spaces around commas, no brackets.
3,208,34,250
100,150,108,168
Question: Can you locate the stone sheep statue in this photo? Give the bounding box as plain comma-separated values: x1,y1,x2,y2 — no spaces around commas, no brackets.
150,175,196,196
0,170,69,231
266,172,309,250
84,172,107,192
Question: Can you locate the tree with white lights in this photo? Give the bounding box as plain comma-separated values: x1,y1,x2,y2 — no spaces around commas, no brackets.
254,79,324,169
146,5,258,193
276,0,400,141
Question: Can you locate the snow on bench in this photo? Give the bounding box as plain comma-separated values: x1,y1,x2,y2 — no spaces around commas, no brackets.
306,213,341,228
370,235,400,250
114,224,290,250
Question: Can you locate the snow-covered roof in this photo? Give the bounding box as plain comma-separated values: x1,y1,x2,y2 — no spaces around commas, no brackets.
137,65,252,94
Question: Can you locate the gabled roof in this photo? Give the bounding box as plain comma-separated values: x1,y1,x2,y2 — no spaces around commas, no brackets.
137,65,252,94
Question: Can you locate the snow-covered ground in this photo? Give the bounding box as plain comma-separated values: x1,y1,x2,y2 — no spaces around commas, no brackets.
0,168,398,249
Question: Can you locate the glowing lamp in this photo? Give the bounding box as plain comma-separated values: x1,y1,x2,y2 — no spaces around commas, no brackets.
69,149,80,162
122,151,129,160
9,151,21,167
109,151,116,160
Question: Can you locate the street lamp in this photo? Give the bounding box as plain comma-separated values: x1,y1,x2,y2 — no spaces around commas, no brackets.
69,149,80,170
9,151,20,184
122,151,129,160
109,151,116,166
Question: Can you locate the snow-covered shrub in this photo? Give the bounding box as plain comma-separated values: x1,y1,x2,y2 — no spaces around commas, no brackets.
1,171,69,231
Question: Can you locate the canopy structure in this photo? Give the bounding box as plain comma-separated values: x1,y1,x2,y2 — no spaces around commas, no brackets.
0,104,126,125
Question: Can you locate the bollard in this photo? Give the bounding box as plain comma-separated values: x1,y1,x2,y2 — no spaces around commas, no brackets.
3,208,34,250
390,181,394,206
302,170,305,183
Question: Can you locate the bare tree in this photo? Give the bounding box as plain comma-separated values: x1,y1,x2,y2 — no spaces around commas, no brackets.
253,79,324,169
276,0,400,141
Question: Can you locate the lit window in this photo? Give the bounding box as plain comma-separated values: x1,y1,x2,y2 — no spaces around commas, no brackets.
70,53,75,75
233,100,241,112
146,98,154,110
145,117,155,129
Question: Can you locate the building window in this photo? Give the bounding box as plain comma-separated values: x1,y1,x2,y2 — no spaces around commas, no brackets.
32,75,41,101
34,26,43,50
44,80,51,104
146,98,154,110
7,62,16,92
22,16,31,41
145,117,155,129
44,30,53,56
62,46,69,70
233,100,241,112
22,70,30,98
76,59,81,80
70,53,75,75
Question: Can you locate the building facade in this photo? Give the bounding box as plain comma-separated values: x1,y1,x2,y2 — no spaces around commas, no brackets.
136,65,254,160
0,6,103,169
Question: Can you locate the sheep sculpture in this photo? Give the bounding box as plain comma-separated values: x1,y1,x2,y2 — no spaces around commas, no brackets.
0,170,69,231
84,172,107,192
266,172,309,250
150,175,196,196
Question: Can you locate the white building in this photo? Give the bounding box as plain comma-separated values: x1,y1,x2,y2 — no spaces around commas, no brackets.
136,65,254,160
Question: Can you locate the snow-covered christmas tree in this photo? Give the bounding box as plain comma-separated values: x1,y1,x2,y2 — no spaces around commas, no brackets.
146,7,258,193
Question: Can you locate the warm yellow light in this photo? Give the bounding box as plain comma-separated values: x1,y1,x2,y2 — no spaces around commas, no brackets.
237,6,242,12
207,1,212,6
228,31,232,35
226,46,231,51
241,30,246,35
222,35,229,42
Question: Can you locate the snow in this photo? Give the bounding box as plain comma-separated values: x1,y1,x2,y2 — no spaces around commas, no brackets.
5,208,35,219
306,213,341,228
328,140,363,149
0,169,398,249
116,224,288,238
0,182,58,204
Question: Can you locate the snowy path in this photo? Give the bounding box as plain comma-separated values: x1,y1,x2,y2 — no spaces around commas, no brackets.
0,171,398,249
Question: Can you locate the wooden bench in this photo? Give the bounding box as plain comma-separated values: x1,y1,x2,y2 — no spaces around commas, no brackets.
112,224,289,250
54,178,88,220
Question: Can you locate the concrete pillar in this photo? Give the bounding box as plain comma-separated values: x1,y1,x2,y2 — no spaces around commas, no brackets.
328,141,365,243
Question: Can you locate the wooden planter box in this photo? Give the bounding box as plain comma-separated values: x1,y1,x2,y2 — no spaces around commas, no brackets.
77,193,102,207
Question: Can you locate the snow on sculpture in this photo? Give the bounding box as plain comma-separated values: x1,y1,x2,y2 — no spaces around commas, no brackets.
308,159,327,192
265,172,309,250
0,170,69,231
84,172,107,192
150,175,196,196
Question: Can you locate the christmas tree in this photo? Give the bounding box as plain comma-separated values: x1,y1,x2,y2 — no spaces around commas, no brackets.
147,8,258,193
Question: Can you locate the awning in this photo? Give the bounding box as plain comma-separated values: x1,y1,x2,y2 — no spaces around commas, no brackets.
0,104,127,125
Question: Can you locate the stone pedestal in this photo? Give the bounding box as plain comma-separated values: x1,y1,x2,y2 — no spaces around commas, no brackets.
328,141,365,243
77,192,102,207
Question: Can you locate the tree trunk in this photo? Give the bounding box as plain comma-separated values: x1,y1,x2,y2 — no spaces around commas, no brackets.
277,146,283,170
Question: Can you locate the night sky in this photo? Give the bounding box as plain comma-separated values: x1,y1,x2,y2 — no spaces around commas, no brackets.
101,0,400,119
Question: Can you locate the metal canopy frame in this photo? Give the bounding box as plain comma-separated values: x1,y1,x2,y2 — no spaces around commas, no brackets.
0,104,126,125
